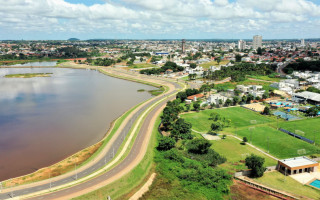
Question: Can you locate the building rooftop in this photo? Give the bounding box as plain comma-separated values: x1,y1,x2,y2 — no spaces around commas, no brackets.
294,91,320,102
279,156,318,168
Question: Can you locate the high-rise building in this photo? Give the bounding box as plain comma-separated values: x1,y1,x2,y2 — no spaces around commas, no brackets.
182,39,186,53
253,35,262,49
301,39,305,46
238,40,246,51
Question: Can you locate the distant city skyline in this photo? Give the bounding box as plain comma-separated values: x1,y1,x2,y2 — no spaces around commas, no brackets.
0,0,320,40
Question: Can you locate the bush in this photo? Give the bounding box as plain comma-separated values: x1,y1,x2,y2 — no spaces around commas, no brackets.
157,137,176,151
187,139,212,154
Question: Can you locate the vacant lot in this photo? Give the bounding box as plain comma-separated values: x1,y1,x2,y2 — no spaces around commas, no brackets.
181,107,276,133
129,63,158,69
200,60,229,69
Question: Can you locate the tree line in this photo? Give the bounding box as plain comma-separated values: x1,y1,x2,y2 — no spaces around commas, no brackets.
140,61,184,75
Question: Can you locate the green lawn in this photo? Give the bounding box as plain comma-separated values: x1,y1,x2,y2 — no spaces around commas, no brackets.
236,125,320,159
247,75,282,82
213,137,276,166
279,117,320,144
254,171,320,199
200,60,230,69
181,107,276,133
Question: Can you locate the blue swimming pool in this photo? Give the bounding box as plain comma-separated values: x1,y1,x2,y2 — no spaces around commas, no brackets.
310,179,320,189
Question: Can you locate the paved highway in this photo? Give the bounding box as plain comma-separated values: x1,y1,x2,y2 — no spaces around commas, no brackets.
0,70,181,200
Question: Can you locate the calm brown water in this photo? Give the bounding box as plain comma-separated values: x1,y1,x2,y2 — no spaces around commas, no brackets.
0,68,156,181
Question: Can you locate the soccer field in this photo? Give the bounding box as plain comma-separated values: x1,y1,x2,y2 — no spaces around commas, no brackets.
236,125,320,159
181,107,276,133
279,117,320,144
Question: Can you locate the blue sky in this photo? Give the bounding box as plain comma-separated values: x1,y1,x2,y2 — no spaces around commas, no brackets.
0,0,319,40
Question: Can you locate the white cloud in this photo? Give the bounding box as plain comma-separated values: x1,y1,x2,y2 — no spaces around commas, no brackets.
0,0,319,39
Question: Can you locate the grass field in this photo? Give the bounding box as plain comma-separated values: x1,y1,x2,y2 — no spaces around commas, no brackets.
212,137,277,173
236,125,319,159
129,63,158,69
181,107,276,133
255,171,320,199
5,73,52,78
247,75,282,82
279,117,320,144
200,60,229,69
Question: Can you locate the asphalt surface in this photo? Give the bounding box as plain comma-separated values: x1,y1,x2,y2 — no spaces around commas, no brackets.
0,76,180,200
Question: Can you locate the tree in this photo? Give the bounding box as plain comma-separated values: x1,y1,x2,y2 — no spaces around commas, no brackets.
225,99,232,107
210,103,216,109
190,63,197,69
262,92,269,100
306,107,320,117
157,137,176,151
211,121,224,132
193,102,200,111
233,96,240,105
245,154,266,177
216,57,221,65
187,139,212,154
242,95,247,104
257,47,262,55
201,103,208,110
235,54,242,62
140,57,143,62
262,107,271,115
242,137,248,144
222,134,227,139
185,104,191,112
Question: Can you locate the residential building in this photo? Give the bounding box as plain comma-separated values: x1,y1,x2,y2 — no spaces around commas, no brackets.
253,35,262,49
238,40,246,51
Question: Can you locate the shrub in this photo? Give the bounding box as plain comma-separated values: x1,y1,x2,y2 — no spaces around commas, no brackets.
187,139,212,154
157,136,176,151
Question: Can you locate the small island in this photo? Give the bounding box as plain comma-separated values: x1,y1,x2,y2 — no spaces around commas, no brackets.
5,73,53,78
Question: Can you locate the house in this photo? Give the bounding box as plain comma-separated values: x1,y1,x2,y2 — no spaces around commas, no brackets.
207,94,229,105
277,157,319,176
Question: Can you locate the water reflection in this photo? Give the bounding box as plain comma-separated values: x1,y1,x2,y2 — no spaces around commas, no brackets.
0,68,156,181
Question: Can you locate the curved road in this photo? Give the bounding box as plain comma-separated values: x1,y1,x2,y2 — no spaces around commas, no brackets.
0,69,182,200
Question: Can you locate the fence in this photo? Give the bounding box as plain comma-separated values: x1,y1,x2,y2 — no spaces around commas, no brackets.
279,128,314,144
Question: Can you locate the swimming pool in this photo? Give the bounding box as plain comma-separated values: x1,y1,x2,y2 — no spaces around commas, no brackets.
310,179,320,189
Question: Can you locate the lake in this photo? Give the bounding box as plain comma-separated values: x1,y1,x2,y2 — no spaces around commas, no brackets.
0,67,156,181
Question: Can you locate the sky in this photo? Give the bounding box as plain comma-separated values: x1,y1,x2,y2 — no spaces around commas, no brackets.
0,0,319,40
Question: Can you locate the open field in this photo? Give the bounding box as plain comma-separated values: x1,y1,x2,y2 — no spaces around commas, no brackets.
181,107,277,133
247,75,282,82
214,79,276,91
279,117,320,144
212,136,277,173
236,125,319,159
199,60,229,69
254,171,320,199
129,63,158,69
